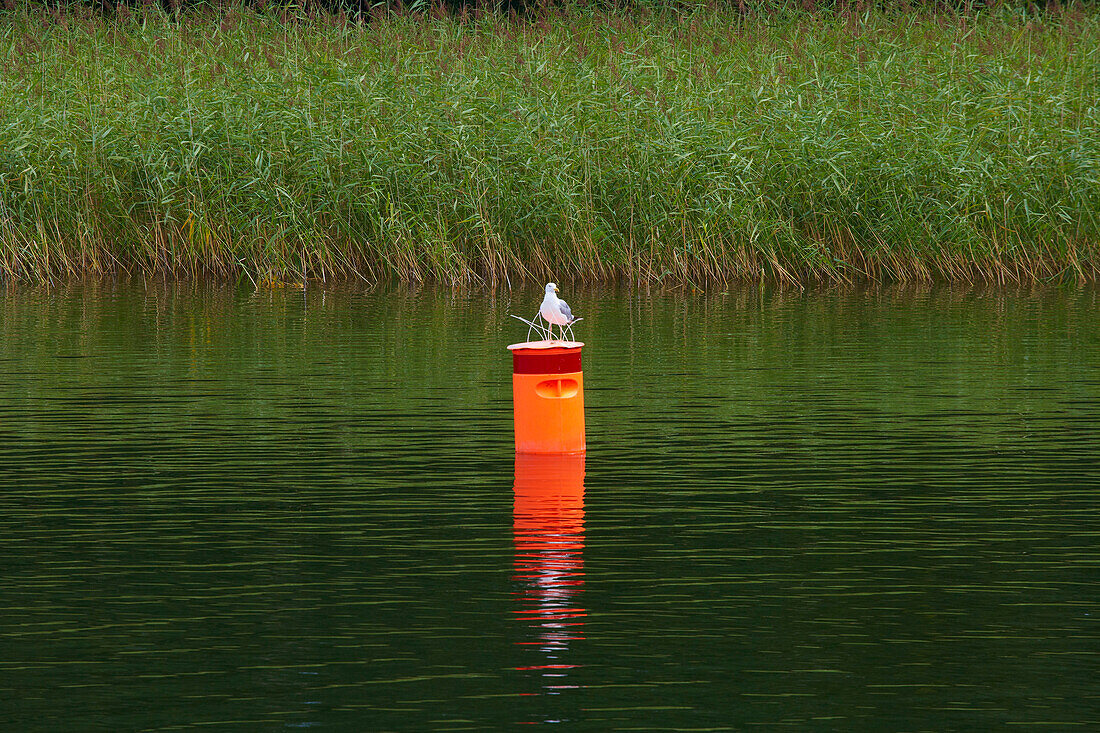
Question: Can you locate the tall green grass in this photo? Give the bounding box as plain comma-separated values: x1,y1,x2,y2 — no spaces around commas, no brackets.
1,4,1098,284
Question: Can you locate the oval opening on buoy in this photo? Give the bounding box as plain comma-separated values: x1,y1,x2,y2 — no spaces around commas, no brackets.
535,378,579,399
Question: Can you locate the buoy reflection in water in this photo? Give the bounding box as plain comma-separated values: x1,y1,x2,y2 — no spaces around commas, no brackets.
512,453,586,703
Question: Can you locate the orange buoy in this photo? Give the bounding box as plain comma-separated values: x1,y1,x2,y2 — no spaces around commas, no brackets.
508,340,586,454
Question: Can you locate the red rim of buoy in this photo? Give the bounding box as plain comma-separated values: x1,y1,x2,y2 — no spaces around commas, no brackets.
509,341,583,375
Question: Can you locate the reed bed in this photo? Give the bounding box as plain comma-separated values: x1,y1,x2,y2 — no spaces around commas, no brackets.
1,4,1098,284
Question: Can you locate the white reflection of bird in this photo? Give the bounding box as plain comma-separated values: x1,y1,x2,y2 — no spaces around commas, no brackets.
539,282,578,341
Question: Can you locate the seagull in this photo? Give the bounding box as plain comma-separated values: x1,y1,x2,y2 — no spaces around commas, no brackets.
508,283,583,342
539,282,579,341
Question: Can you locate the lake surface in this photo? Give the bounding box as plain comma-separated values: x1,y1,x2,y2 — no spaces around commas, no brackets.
1,283,1097,730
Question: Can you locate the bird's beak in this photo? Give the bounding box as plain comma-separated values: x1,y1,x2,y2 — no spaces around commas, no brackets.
553,286,559,292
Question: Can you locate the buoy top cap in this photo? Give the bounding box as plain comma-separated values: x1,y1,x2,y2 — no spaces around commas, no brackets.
507,339,584,351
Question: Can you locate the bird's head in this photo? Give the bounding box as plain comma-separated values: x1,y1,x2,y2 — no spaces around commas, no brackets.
545,282,559,294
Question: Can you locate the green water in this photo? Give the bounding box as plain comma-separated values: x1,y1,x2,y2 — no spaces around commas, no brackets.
1,284,1097,730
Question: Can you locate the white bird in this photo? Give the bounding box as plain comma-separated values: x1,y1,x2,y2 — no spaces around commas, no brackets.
539,282,579,341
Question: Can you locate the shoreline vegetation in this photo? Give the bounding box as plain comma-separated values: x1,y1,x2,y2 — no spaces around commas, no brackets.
1,4,1098,285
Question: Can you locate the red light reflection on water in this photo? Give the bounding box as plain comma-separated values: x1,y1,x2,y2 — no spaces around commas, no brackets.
512,452,586,705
